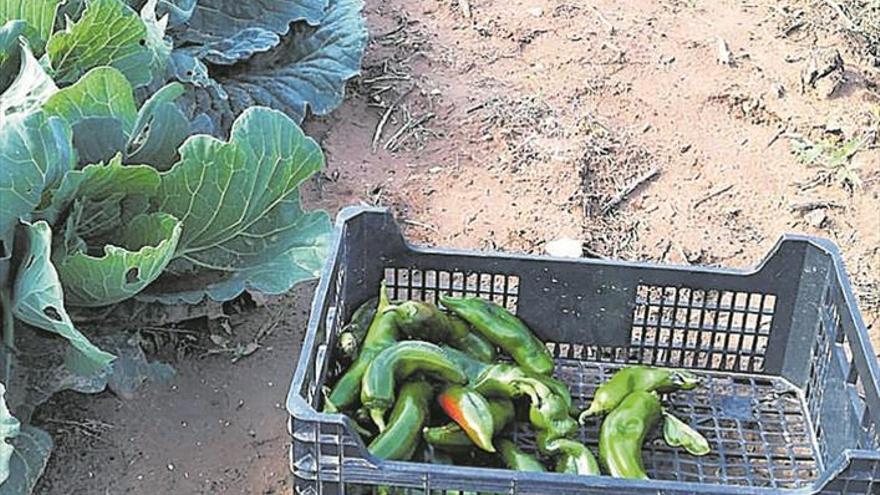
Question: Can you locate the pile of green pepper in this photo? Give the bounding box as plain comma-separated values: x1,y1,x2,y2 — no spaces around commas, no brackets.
325,283,712,486
583,366,710,479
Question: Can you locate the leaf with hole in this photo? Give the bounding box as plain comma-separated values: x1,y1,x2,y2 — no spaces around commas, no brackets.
41,66,189,166
11,221,115,374
55,212,181,307
125,81,190,169
0,40,58,123
0,426,51,495
0,110,72,241
35,156,181,307
46,0,165,87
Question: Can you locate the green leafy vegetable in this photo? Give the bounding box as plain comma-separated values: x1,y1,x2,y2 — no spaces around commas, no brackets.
0,20,26,62
156,106,325,270
0,41,58,122
0,0,63,54
46,0,164,87
175,0,367,131
43,66,138,131
0,426,55,495
43,66,137,162
140,0,172,81
0,111,72,239
125,81,190,169
179,0,328,47
0,383,19,486
137,211,330,304
11,221,116,373
43,66,189,166
0,426,51,495
57,212,181,306
0,0,358,488
157,0,196,27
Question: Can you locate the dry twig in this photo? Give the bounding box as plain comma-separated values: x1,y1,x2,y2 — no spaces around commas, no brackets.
693,184,734,208
371,87,413,152
601,166,660,214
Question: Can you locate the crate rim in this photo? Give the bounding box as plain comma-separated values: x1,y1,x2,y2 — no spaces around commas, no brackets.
287,206,880,494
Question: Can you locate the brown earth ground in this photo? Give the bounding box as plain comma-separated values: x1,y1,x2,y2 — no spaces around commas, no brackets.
37,0,879,493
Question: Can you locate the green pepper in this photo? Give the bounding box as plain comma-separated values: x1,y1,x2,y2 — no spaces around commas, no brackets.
439,295,554,375
472,364,576,453
362,341,467,431
544,438,600,476
368,381,433,460
497,439,545,472
326,283,399,411
424,397,514,451
386,300,496,362
441,346,491,383
663,411,710,456
579,366,700,423
337,296,379,361
449,315,497,363
527,385,578,453
598,390,662,479
437,385,496,452
470,363,531,397
466,359,571,413
533,373,574,415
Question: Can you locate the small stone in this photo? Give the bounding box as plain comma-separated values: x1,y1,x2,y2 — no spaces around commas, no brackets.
806,209,827,228
771,82,785,98
717,37,732,65
545,238,583,258
825,116,843,134
528,7,543,17
168,464,175,471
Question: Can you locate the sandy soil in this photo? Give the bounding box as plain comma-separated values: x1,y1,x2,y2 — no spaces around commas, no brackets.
36,0,878,493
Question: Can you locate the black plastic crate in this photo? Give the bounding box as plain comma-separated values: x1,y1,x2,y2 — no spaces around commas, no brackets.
286,207,880,495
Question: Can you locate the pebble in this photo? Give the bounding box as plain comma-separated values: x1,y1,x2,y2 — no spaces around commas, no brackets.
806,209,827,228
545,238,583,258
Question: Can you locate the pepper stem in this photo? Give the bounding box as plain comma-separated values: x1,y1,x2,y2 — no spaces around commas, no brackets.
511,379,542,405
378,281,390,309
370,408,387,432
578,404,600,424
381,304,399,314
322,387,340,413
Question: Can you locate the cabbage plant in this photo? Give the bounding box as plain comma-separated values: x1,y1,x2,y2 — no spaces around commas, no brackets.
0,0,366,490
